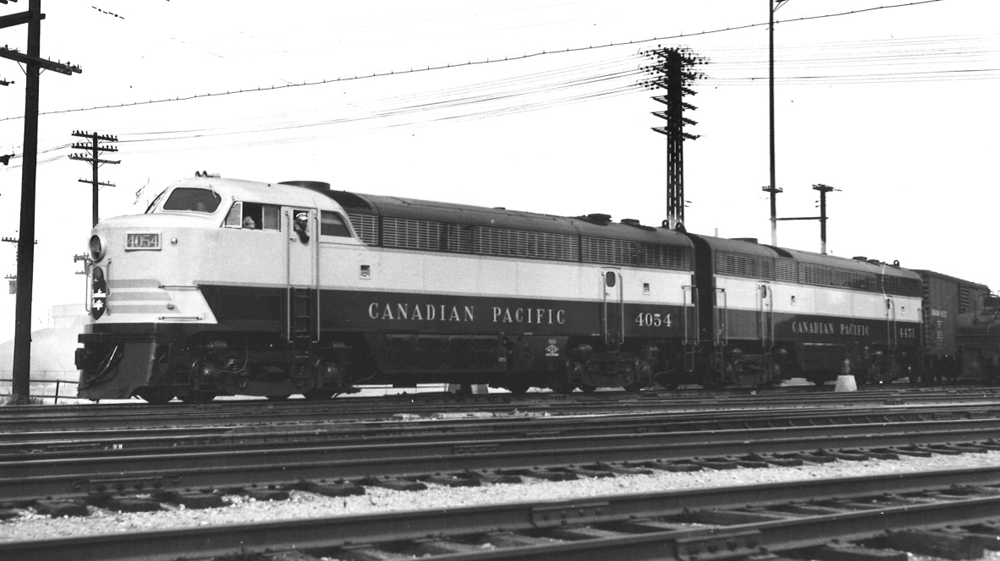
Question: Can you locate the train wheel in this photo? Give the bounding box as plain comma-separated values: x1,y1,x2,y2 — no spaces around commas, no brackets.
179,391,216,404
579,384,597,393
303,389,334,401
623,383,643,393
550,383,575,394
656,377,681,390
137,388,174,405
504,384,530,394
266,394,291,401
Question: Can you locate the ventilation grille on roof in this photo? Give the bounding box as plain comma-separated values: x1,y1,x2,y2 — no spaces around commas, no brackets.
583,238,690,270
347,214,379,245
717,252,774,279
473,227,578,261
382,217,472,253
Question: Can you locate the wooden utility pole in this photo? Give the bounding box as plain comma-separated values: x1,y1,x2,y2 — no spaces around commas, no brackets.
763,0,788,246
70,131,119,227
2,235,37,294
0,0,81,404
775,184,840,255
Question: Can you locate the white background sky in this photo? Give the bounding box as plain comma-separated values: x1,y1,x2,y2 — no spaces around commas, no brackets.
0,0,997,345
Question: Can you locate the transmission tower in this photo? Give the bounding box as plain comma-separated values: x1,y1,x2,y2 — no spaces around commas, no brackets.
69,130,119,227
641,47,706,231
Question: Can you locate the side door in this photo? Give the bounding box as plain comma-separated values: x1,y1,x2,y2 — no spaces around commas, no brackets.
286,208,318,342
602,269,624,351
757,281,774,377
885,296,897,349
757,282,774,349
885,296,898,359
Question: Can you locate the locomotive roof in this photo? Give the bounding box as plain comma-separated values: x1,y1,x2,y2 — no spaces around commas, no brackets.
693,234,920,280
160,177,342,210
327,190,694,248
692,235,778,259
783,247,920,280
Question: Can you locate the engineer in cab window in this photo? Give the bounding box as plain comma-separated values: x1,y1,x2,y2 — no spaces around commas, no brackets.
293,212,310,243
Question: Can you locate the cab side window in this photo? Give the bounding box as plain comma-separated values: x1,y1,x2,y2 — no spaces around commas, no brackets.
320,211,351,237
225,202,243,227
225,202,280,230
261,205,280,230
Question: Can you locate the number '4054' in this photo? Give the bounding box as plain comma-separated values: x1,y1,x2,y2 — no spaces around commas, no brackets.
635,312,671,328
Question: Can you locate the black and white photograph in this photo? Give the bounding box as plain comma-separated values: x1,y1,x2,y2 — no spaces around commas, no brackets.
2,1,1000,559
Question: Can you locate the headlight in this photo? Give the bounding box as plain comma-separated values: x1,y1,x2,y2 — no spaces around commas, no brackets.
89,234,106,262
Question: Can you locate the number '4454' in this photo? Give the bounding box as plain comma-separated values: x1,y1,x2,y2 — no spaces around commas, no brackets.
635,312,671,328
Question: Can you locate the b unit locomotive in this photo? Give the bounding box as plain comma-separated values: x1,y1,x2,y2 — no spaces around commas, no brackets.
75,175,954,403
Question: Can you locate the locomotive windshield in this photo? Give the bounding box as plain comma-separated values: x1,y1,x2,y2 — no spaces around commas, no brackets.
162,188,222,213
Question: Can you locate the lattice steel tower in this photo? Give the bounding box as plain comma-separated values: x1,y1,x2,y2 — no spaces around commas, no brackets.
641,47,705,230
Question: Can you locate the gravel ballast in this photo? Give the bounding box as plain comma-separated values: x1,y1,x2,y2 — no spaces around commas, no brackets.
4,450,1000,543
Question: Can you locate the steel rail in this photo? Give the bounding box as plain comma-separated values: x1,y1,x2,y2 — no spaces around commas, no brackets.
3,418,1000,503
5,464,1000,561
3,386,999,431
3,401,996,455
4,389,1000,443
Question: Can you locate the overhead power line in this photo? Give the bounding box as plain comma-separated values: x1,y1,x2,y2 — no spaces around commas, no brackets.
4,28,995,164
0,0,949,122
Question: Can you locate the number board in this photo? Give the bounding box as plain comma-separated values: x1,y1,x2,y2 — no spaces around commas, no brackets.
126,233,161,251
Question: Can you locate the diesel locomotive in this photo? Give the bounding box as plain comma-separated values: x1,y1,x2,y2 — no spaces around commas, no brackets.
75,174,976,403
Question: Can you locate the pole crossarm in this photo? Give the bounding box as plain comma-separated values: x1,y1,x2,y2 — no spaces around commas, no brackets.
71,144,118,152
71,130,117,143
0,46,79,75
77,178,115,187
771,183,840,254
0,10,43,30
69,154,121,165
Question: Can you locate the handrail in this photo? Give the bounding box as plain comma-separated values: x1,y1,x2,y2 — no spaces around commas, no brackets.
0,377,83,403
314,209,321,343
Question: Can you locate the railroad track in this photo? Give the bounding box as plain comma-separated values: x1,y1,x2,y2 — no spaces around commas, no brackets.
6,464,1000,561
5,400,1000,456
4,385,1000,432
4,414,1000,505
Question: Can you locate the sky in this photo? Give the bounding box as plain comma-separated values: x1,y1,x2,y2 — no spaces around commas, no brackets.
0,0,997,345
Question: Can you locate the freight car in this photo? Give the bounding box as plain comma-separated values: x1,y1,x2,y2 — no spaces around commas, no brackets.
75,175,931,402
915,270,999,384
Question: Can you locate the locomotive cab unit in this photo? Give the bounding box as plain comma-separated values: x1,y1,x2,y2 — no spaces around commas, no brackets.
76,174,929,403
77,176,369,403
